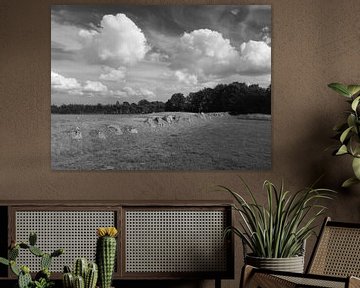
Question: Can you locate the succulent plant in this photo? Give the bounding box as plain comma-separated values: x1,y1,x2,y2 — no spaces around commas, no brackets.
74,258,88,280
0,232,63,288
85,262,98,288
73,275,85,288
63,259,98,288
96,227,118,288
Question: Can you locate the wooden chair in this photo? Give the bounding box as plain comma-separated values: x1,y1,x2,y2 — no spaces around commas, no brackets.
241,217,360,288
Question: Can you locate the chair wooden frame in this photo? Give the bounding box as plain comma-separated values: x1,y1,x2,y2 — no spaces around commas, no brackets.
241,217,360,288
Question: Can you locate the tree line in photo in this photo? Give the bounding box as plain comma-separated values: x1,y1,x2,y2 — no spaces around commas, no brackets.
51,82,271,115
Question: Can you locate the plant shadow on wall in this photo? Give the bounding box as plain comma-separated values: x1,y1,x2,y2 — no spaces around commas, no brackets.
218,178,336,272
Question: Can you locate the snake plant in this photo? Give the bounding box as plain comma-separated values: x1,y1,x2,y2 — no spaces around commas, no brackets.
221,178,335,258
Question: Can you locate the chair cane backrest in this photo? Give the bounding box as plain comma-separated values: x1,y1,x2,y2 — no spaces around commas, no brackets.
307,217,360,278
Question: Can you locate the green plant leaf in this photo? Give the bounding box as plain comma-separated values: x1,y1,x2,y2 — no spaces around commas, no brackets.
336,145,348,155
347,85,360,97
0,257,9,266
340,126,353,143
342,177,360,188
328,83,351,97
222,179,335,258
352,157,360,179
350,135,360,156
351,96,360,111
347,114,356,128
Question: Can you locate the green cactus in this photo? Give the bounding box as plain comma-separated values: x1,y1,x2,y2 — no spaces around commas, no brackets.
10,260,20,276
51,248,64,258
63,265,72,273
96,229,117,288
85,263,98,288
29,245,44,257
0,232,64,288
19,243,30,249
63,271,74,288
18,269,32,288
64,259,98,288
73,275,85,288
41,253,52,270
74,258,88,279
9,246,19,260
29,232,37,246
35,268,51,282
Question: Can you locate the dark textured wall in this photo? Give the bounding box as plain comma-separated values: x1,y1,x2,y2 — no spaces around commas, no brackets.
1,0,360,287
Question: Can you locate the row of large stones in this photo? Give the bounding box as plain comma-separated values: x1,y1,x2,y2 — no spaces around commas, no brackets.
69,113,227,140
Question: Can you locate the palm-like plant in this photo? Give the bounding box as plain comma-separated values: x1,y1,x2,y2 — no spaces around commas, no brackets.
328,83,360,187
221,179,334,258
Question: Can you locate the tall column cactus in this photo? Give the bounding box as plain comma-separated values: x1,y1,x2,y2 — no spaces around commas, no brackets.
96,227,118,288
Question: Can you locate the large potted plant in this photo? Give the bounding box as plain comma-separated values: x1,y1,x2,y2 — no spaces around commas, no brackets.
221,179,334,273
328,83,360,187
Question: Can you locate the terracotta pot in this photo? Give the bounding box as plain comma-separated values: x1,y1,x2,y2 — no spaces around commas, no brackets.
245,254,305,273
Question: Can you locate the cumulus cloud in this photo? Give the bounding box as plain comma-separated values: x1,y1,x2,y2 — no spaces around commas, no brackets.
79,13,150,67
237,40,271,75
170,29,238,79
169,28,271,81
51,71,82,91
51,71,111,96
174,70,198,85
99,66,126,81
122,86,155,99
83,81,108,93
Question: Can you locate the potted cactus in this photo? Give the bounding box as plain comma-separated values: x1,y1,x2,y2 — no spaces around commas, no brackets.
96,227,118,288
62,258,98,288
0,232,64,288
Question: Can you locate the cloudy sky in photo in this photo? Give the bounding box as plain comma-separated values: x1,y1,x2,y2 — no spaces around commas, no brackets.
51,5,271,105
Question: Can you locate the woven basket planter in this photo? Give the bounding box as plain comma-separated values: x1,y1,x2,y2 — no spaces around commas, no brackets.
245,254,305,273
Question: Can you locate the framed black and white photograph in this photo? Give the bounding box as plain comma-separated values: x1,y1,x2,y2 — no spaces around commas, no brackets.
51,5,271,170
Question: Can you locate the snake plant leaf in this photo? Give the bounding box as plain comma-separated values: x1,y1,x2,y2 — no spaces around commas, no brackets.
328,83,351,97
347,85,360,97
340,127,353,143
352,157,360,179
351,96,360,111
336,144,348,155
221,179,335,258
342,177,360,188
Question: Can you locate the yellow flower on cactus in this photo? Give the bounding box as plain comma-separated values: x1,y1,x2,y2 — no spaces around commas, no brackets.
97,227,118,238
21,265,30,273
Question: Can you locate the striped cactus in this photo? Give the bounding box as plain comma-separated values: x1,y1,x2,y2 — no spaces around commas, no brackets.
73,275,85,288
63,260,98,288
74,258,88,279
63,271,74,288
96,227,118,288
85,262,98,288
